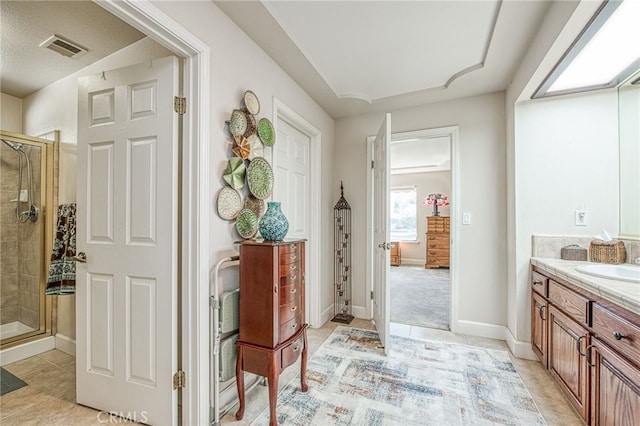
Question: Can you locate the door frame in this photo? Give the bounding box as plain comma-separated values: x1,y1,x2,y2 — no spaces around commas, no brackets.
94,1,210,424
272,98,322,328
366,125,460,333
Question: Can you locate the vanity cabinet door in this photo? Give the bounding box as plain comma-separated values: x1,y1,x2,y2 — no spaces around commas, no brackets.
590,338,640,426
548,305,590,421
531,291,548,367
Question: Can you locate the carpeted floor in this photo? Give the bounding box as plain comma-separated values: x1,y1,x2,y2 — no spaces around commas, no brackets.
390,266,450,330
253,327,546,426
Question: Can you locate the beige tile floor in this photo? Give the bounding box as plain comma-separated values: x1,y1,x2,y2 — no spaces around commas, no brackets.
0,320,584,425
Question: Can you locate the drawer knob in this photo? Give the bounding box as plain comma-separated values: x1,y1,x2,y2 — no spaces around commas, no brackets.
291,306,298,312
532,280,542,286
613,331,627,341
290,287,297,294
293,344,300,352
291,323,298,330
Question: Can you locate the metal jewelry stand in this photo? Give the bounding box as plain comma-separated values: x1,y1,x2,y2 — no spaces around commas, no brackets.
332,182,353,324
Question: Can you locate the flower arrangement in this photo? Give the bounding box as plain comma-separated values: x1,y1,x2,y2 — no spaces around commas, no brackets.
423,193,449,216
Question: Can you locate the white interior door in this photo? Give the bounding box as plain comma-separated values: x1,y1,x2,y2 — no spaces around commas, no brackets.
372,114,391,354
76,56,179,425
273,118,311,317
273,118,310,239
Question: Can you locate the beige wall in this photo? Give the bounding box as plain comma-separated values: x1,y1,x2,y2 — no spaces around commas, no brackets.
391,171,451,264
153,1,337,322
0,93,23,133
336,92,507,328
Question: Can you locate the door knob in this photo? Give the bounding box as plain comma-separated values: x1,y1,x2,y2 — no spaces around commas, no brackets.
73,252,87,263
377,242,391,250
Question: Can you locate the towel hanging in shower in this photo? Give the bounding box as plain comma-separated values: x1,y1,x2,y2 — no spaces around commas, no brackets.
46,203,77,295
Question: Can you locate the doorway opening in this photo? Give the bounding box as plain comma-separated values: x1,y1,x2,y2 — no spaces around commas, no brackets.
389,131,451,332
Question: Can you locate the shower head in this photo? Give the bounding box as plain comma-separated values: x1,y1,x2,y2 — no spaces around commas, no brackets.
2,139,24,152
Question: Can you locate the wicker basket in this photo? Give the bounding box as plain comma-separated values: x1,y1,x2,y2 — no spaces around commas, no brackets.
589,240,626,264
561,245,588,261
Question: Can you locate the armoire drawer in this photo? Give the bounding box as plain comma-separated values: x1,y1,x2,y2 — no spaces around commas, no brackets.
279,314,302,343
281,334,304,370
279,298,301,323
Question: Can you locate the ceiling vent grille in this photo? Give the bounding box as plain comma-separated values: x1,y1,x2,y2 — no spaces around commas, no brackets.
39,35,87,59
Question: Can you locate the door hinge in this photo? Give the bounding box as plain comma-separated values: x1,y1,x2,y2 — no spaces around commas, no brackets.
173,370,186,389
371,160,374,169
174,96,187,115
370,290,374,299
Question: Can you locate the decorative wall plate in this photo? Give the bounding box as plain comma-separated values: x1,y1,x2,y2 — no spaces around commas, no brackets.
243,90,260,115
232,136,251,160
242,108,257,138
229,109,247,136
223,157,246,189
235,208,258,239
217,187,242,220
257,118,275,146
246,157,274,200
247,134,264,160
244,194,265,218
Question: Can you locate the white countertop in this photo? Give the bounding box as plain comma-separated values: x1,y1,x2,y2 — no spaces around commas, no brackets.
531,258,640,316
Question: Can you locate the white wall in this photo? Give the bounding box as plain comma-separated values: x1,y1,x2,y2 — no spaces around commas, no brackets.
21,37,173,340
512,90,619,342
391,171,451,264
1,93,23,133
151,1,336,323
336,92,507,331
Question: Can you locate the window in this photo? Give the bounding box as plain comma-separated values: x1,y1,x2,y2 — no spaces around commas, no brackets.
534,0,640,98
390,187,417,242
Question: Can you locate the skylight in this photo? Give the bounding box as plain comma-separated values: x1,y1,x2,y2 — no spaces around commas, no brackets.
534,0,640,98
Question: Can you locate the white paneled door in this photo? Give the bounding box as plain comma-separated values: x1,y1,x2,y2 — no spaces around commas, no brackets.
372,113,391,355
273,118,310,240
76,56,179,425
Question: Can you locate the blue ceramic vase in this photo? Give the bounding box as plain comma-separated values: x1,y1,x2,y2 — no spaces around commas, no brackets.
258,201,289,242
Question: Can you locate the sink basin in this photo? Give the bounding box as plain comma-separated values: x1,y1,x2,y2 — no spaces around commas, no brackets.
575,264,640,283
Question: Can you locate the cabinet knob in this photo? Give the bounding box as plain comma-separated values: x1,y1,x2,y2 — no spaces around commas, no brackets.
613,331,627,340
274,285,278,294
532,280,542,286
291,306,297,312
290,287,297,294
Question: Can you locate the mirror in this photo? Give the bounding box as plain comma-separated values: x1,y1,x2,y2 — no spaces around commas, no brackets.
618,70,640,237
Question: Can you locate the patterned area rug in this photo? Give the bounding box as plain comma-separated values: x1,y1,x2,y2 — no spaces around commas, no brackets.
253,327,545,425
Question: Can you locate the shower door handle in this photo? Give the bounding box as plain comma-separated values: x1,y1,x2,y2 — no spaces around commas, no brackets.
73,252,87,263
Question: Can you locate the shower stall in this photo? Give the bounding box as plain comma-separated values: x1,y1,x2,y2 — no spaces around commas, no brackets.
0,131,56,349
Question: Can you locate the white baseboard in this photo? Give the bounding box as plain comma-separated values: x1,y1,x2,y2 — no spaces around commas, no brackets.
320,305,334,326
505,328,538,360
55,333,76,356
399,258,424,266
352,305,368,320
455,320,507,341
0,336,55,366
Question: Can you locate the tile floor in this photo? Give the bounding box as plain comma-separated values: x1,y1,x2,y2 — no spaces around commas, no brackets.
0,320,584,425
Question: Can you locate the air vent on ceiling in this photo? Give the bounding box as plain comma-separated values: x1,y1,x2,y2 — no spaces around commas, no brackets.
39,35,87,59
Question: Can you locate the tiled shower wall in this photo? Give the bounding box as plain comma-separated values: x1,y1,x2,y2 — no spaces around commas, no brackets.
0,143,42,329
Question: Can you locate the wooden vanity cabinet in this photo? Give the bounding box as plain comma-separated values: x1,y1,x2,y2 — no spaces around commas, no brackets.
390,242,401,266
531,265,640,425
548,305,590,420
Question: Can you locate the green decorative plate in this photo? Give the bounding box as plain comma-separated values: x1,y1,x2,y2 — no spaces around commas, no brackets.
229,109,247,137
257,118,275,147
235,208,258,239
222,157,246,190
246,157,274,200
216,187,242,220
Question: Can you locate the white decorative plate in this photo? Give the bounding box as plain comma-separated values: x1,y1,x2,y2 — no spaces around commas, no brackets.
229,109,247,137
217,187,242,220
247,134,264,160
243,90,260,115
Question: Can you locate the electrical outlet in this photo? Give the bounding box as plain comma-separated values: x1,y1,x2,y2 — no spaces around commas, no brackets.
575,209,587,226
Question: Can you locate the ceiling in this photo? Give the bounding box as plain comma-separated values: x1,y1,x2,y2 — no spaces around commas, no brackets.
391,136,450,175
1,1,551,120
0,1,144,99
215,0,552,119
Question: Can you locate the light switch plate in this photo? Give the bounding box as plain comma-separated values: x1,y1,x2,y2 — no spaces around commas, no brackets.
462,212,471,225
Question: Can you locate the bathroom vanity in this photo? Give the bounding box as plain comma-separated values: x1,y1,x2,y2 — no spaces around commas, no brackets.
530,258,640,425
